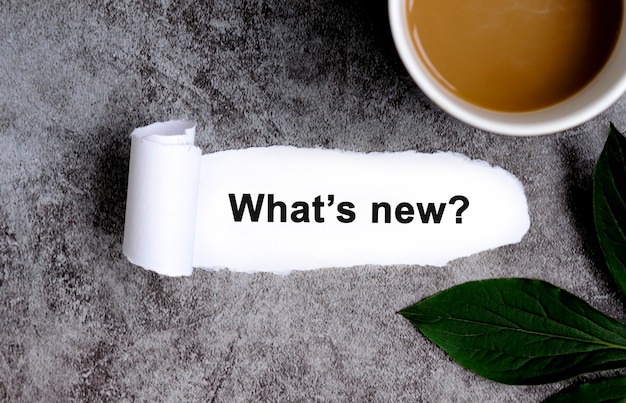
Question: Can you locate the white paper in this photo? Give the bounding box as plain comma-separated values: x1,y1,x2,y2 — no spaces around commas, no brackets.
123,121,530,276
123,121,201,276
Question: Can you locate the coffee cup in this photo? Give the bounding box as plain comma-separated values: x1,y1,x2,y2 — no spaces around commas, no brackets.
389,0,626,136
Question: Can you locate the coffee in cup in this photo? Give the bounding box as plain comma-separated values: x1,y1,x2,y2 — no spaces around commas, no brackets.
389,0,626,135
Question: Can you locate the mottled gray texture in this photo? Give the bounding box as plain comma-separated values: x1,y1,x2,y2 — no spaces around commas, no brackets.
1,0,626,401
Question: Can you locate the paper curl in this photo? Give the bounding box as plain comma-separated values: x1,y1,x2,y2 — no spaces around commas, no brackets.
123,121,201,276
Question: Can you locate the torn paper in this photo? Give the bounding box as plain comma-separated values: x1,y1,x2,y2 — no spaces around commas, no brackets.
123,120,530,276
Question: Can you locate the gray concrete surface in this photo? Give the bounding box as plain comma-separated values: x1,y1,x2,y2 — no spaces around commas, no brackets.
2,0,626,401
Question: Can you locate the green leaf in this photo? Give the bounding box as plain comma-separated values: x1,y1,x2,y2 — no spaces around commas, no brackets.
594,123,626,297
545,376,626,403
398,278,626,385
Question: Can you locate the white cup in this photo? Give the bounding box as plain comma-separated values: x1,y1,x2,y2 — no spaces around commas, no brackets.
388,0,626,136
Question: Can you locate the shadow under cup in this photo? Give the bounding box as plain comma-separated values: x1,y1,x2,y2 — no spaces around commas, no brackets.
389,0,626,136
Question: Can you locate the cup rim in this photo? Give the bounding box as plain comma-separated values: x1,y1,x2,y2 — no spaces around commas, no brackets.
388,0,626,136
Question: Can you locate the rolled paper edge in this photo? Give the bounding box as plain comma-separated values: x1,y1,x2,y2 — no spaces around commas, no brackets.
122,120,201,277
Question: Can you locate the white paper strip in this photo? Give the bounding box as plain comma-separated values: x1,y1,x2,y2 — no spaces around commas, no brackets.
123,121,201,276
123,121,530,276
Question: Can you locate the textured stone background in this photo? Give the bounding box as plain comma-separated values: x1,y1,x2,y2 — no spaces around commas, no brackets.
2,0,626,401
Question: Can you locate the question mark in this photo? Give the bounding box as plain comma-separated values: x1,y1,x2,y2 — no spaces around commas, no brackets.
449,195,470,224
